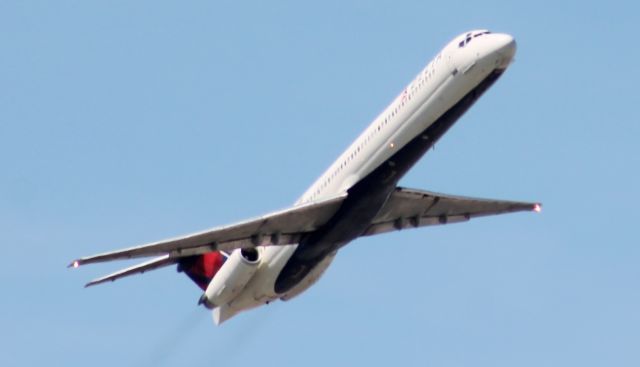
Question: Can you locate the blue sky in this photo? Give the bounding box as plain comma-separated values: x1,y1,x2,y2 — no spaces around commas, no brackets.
2,1,639,366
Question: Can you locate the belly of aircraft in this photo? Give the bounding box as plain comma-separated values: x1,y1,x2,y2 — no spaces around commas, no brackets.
230,67,507,312
274,67,506,295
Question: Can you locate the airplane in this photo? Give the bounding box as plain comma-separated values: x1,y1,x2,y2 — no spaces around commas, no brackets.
70,30,540,325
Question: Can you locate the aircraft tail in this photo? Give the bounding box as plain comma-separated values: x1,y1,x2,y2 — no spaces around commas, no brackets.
177,252,227,290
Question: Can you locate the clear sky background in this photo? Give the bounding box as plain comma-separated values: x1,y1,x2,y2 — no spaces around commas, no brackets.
1,1,638,366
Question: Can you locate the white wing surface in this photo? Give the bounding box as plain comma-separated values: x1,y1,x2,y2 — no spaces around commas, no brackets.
71,188,539,285
363,187,539,236
70,193,347,268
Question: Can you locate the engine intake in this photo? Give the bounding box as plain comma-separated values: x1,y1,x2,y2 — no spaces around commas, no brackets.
240,248,259,262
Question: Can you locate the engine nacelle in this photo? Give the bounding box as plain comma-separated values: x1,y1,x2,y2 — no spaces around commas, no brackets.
200,248,260,309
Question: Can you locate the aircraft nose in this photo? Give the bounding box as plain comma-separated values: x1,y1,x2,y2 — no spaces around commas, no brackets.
491,33,516,68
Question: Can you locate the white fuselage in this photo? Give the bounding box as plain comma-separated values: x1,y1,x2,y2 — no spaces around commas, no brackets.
214,30,517,323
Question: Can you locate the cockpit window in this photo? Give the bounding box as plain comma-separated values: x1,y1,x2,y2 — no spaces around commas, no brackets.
458,31,491,48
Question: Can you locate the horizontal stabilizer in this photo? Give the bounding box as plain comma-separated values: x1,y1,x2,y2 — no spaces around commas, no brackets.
363,187,539,236
84,255,177,287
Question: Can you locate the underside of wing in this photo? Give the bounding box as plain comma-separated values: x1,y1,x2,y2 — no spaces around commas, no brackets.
362,187,540,236
70,193,347,268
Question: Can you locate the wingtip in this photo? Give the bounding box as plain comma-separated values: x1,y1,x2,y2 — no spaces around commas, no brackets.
533,203,542,213
68,260,80,269
84,278,105,288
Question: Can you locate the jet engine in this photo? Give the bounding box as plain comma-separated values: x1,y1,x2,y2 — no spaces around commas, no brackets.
199,248,260,309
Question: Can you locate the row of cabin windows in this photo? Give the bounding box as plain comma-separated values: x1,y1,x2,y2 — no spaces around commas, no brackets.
309,61,440,201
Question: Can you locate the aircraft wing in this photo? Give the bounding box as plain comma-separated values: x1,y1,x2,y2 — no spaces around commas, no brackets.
70,193,347,268
362,187,540,236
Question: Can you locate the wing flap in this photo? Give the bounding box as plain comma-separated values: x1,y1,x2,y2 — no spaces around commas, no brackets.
363,187,539,236
70,193,347,267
